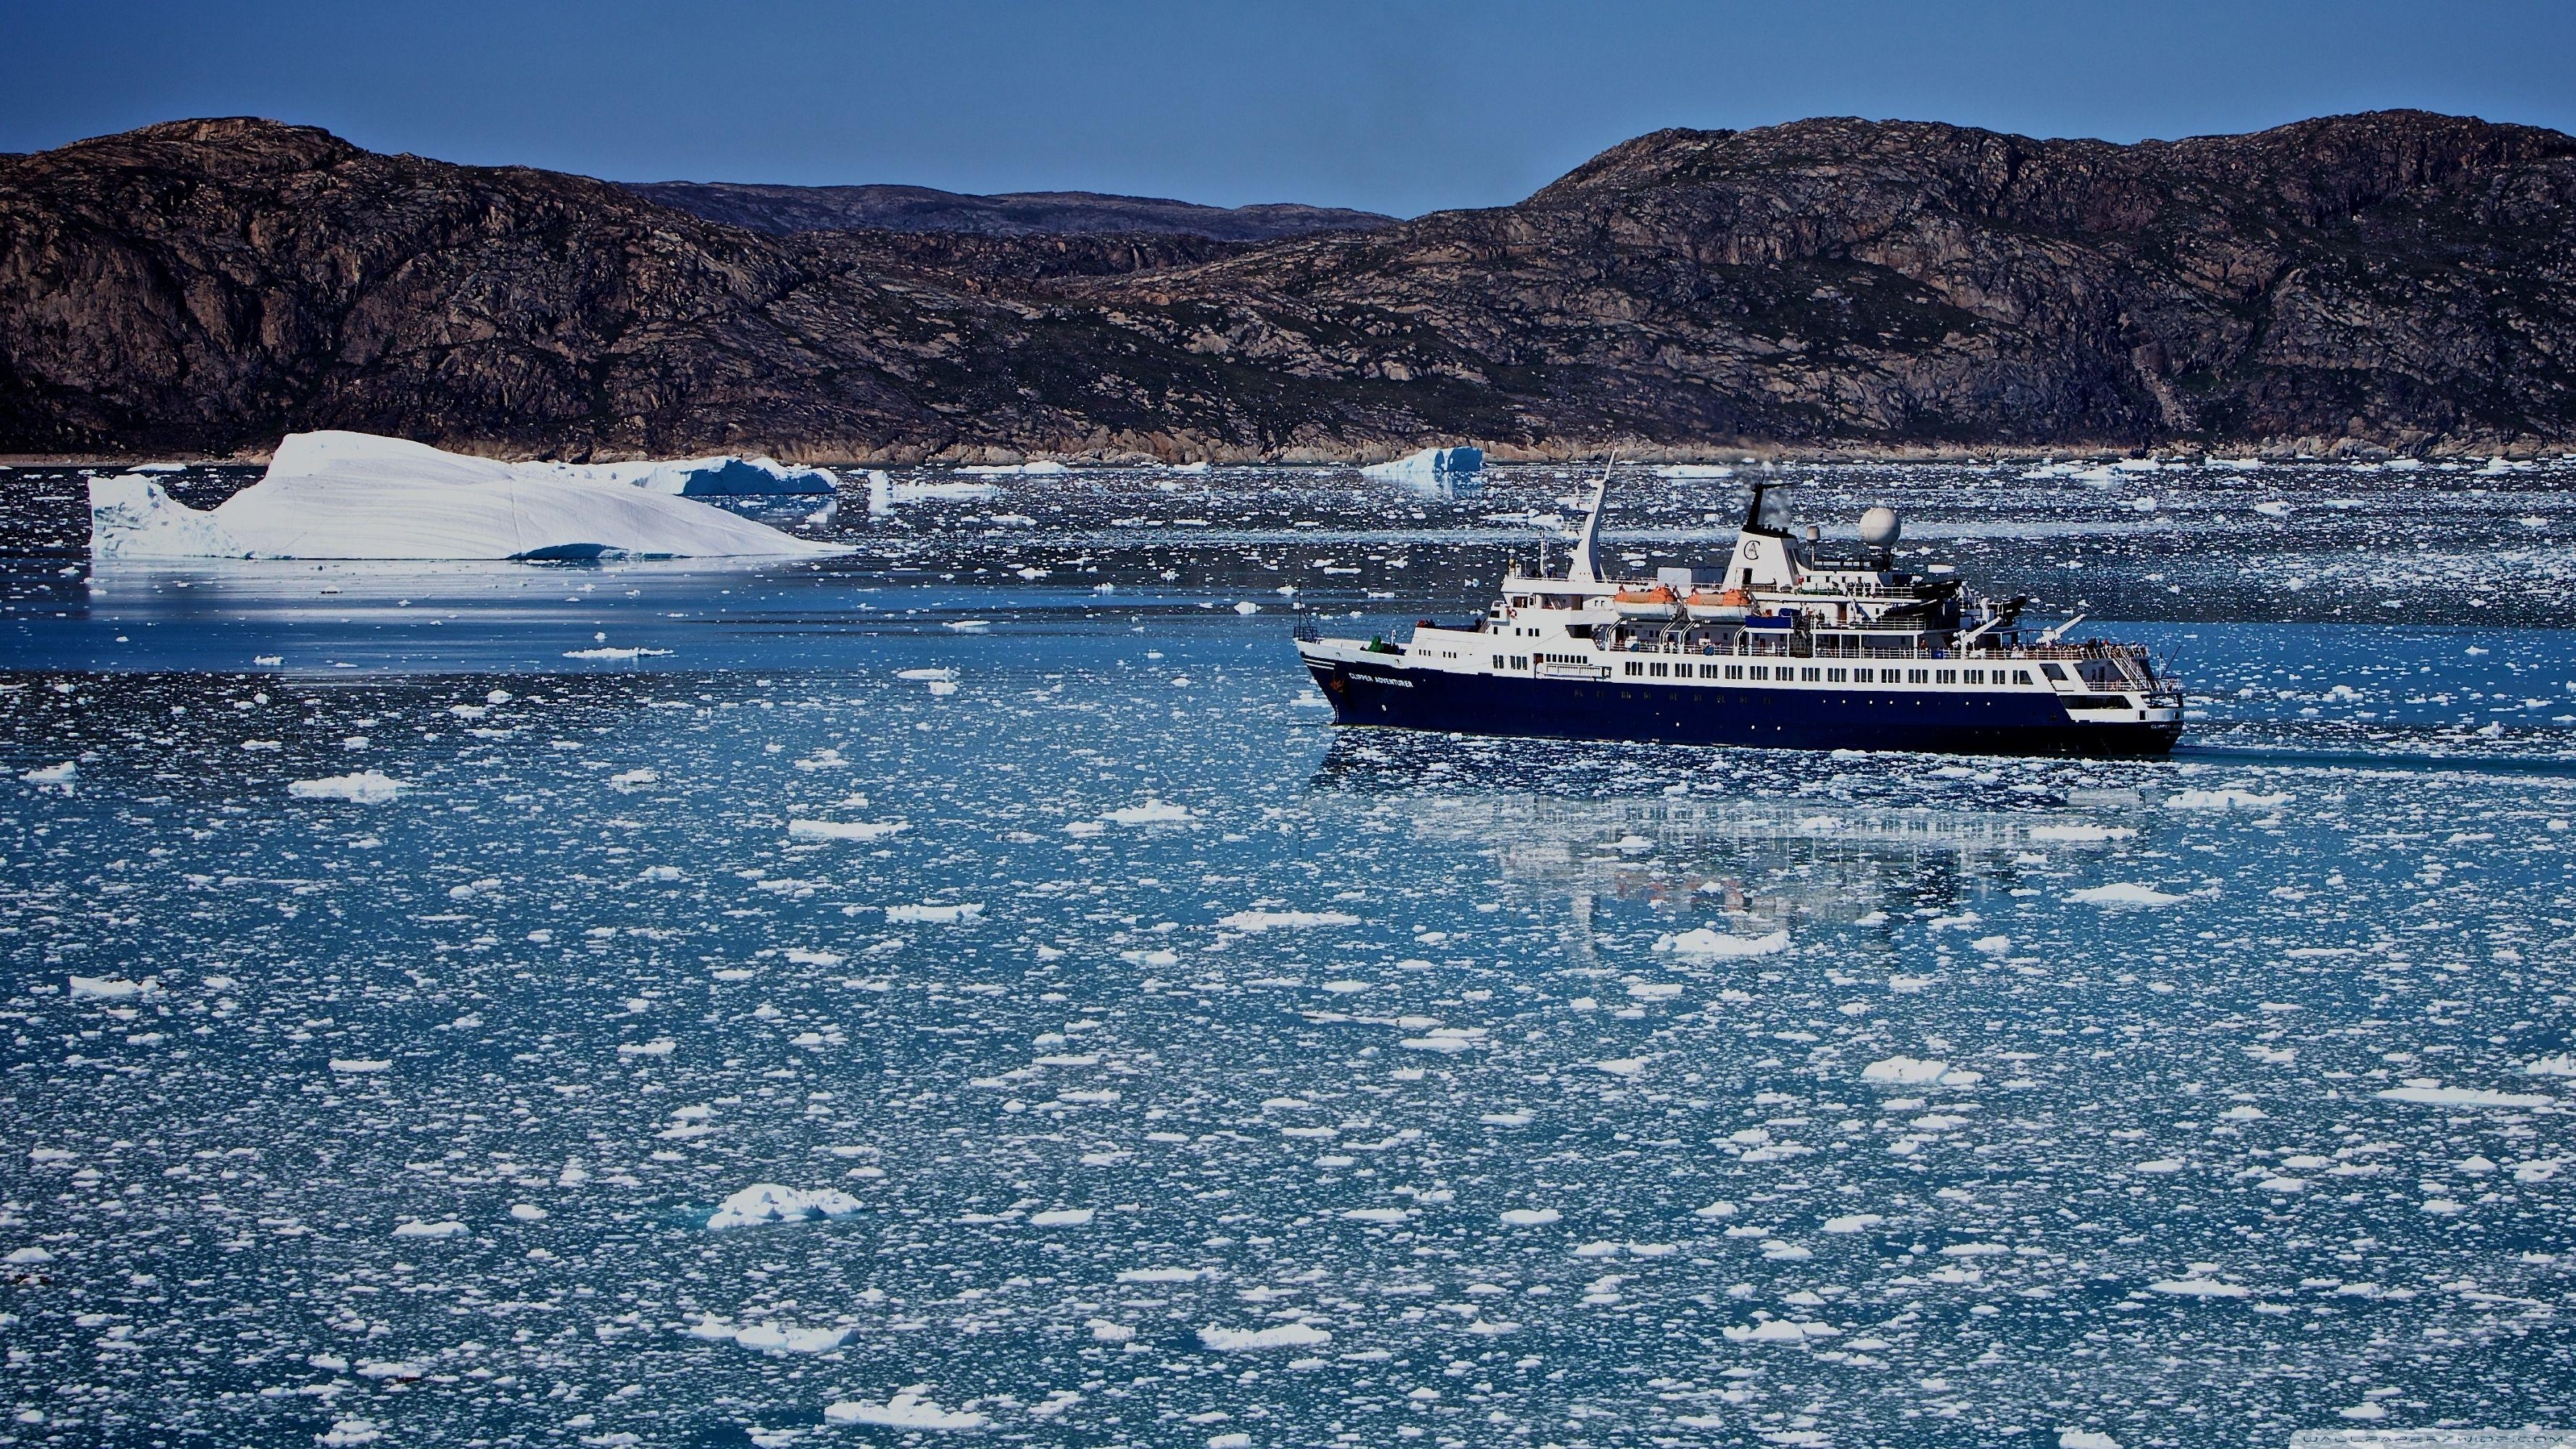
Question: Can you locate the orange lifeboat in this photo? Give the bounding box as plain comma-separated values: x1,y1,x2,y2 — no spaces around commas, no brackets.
1684,587,1753,622
1611,583,1681,618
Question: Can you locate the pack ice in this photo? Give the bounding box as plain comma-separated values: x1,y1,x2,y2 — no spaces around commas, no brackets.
88,431,852,561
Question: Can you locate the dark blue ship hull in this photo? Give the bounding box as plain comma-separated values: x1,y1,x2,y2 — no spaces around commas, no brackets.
1305,656,2181,757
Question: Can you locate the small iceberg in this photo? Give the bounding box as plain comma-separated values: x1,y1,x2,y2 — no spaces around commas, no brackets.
823,1390,989,1430
1361,445,1484,493
91,431,852,561
1653,927,1790,958
705,1183,863,1229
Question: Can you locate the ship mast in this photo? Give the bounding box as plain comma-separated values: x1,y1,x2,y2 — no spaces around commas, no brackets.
1565,454,1615,584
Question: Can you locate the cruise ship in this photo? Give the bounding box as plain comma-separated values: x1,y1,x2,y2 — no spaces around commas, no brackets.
1294,466,2183,756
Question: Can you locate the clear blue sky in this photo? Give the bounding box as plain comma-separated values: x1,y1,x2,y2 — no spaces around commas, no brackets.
9,0,2572,216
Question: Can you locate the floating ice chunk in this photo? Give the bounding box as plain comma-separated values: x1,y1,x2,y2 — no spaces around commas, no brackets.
391,1219,467,1238
1219,910,1360,931
2059,1432,2122,1449
2146,1278,2248,1297
2065,883,2184,906
896,668,957,682
1400,1035,1474,1053
1029,1208,1094,1226
2134,1159,2186,1174
617,1039,676,1056
2164,788,2291,810
328,1058,392,1074
823,1390,989,1430
1721,1319,1840,1343
1654,927,1790,958
2523,1055,2576,1078
69,976,154,1000
787,819,907,842
1361,447,1484,485
316,1418,383,1448
1594,1057,1648,1078
733,1323,849,1354
1692,1201,1738,1218
1821,1213,1884,1234
1500,1208,1562,1226
1479,1110,1532,1126
706,1184,863,1230
1107,800,1193,826
562,646,672,660
91,433,850,560
20,761,77,785
1342,1207,1413,1224
7,1246,57,1264
1860,1056,1981,1088
1199,1323,1332,1351
1117,1267,1205,1283
1233,601,1261,615
510,1203,547,1221
1655,464,1737,479
886,903,984,923
1969,934,2012,955
2377,1085,2551,1108
288,772,407,803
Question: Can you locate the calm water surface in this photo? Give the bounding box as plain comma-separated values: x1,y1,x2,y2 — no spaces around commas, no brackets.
3,460,2572,1448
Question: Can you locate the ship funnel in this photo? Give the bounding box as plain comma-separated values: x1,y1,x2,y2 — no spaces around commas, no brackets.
1858,506,1902,549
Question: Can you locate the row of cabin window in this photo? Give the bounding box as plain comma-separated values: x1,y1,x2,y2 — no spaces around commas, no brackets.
1618,661,2039,686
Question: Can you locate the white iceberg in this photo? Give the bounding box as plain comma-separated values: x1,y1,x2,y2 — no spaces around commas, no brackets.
1860,1055,1983,1089
2065,882,2185,906
90,431,851,561
1653,927,1790,958
786,819,907,842
1360,445,1484,486
1198,1322,1333,1351
287,772,407,803
1218,910,1360,931
705,1183,863,1229
823,1390,989,1430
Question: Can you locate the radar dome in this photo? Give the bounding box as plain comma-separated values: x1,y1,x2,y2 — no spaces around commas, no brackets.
1858,506,1902,549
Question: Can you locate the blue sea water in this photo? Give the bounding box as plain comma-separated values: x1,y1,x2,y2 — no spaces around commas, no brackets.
3,460,2573,1448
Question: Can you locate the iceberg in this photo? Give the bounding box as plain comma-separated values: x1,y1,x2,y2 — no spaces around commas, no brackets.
90,431,851,561
705,1182,864,1229
1361,446,1484,487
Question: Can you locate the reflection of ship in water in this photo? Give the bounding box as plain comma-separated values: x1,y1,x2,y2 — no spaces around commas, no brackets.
1405,794,2053,926
1309,736,2116,929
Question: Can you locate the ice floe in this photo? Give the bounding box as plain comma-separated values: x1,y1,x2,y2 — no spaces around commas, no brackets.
705,1184,863,1229
823,1389,989,1429
2376,1084,2553,1109
1198,1323,1332,1351
1860,1056,1982,1089
1653,927,1790,958
286,772,407,803
1218,910,1360,931
2064,882,2185,906
786,819,908,842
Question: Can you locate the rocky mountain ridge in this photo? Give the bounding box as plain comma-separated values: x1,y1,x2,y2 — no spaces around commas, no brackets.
4,112,2571,461
620,180,1396,242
